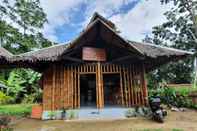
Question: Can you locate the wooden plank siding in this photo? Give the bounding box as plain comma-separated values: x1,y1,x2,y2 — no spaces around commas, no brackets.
42,63,148,111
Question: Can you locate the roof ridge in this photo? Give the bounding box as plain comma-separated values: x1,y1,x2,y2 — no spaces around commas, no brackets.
88,12,116,30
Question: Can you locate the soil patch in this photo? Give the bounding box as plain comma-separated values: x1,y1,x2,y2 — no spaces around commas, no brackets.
11,109,197,131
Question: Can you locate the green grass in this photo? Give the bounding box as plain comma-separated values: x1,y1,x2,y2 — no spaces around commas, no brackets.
137,129,163,131
137,129,184,131
174,87,197,92
0,104,33,117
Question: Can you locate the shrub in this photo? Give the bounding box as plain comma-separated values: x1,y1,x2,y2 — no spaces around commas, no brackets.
149,87,193,108
0,116,13,131
0,91,13,105
0,116,11,126
125,107,151,118
125,108,136,117
67,110,77,120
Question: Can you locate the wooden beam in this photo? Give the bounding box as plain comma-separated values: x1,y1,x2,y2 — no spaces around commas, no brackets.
63,56,84,63
110,55,132,63
110,54,144,63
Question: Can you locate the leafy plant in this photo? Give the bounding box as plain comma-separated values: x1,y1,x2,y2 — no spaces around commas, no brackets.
67,111,77,120
0,116,13,131
125,108,135,118
48,111,57,120
22,93,39,104
149,85,194,108
0,91,13,105
0,69,42,103
0,0,53,105
0,127,13,131
125,107,151,118
0,116,11,126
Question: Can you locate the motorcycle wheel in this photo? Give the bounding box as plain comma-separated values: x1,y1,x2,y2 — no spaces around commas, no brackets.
156,113,164,123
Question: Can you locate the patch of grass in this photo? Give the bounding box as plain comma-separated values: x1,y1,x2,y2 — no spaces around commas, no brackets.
136,129,184,131
0,104,33,117
170,86,197,94
136,129,163,131
171,129,184,131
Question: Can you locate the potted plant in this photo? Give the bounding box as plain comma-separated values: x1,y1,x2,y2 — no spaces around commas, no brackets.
48,111,56,120
61,107,67,120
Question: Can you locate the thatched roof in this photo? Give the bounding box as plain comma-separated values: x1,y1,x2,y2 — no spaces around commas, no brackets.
0,13,193,72
12,44,68,62
130,41,193,58
9,39,192,64
0,47,13,60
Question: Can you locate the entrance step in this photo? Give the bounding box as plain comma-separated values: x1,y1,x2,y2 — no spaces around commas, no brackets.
77,108,128,119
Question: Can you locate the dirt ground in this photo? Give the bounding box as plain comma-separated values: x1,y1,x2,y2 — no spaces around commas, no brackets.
11,109,197,131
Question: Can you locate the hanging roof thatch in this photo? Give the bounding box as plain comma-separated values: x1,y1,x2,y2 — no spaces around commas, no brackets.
0,47,13,60
130,41,193,58
0,13,193,72
12,44,68,62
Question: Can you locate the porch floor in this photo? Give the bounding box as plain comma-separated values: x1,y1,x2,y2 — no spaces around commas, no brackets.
76,107,128,120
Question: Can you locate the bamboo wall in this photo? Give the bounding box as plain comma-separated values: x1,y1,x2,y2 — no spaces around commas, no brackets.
42,63,148,111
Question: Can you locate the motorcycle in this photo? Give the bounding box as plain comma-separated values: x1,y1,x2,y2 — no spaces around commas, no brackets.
149,96,167,123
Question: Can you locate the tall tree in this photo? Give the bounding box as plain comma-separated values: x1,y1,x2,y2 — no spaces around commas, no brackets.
145,0,196,85
0,0,52,53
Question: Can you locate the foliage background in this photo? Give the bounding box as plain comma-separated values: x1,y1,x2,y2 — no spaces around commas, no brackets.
0,0,53,104
145,0,196,86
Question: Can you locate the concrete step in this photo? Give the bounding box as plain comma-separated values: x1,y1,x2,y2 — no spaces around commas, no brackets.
77,108,128,119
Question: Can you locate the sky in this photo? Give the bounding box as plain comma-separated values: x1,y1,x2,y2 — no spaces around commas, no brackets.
40,0,172,43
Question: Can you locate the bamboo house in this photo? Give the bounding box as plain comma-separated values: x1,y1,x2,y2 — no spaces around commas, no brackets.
0,13,193,119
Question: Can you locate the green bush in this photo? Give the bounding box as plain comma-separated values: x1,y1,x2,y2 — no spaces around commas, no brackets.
0,91,13,105
149,87,193,108
22,92,42,104
0,69,42,103
0,116,11,126
21,94,35,104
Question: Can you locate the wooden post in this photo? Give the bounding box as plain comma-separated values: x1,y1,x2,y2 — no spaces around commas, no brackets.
142,63,148,106
126,67,131,107
52,64,56,111
129,65,134,106
120,66,124,106
123,66,128,107
96,62,104,109
77,67,80,108
132,65,137,106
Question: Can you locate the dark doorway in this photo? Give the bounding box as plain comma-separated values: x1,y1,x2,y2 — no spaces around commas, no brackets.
80,74,96,107
103,74,121,106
